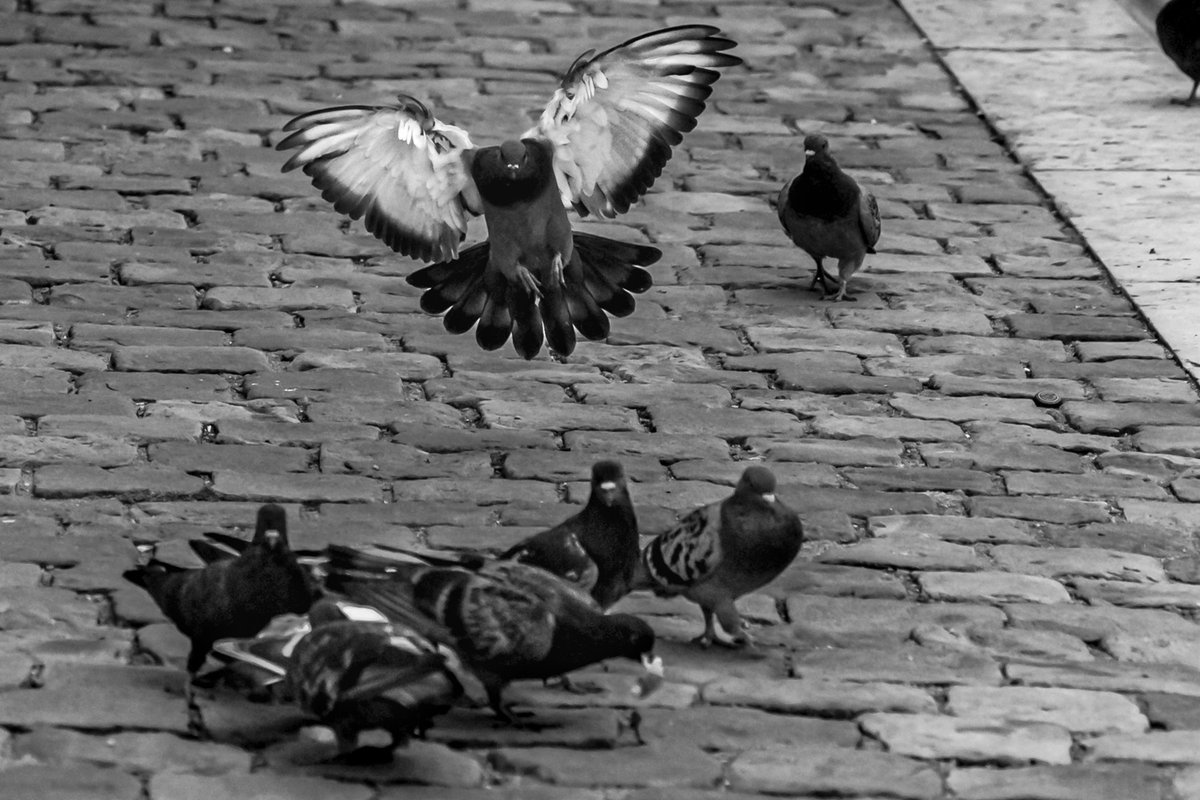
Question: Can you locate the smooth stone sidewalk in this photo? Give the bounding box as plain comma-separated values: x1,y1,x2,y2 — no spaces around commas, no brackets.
900,0,1200,379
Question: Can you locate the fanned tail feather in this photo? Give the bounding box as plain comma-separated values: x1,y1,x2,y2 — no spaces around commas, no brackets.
542,280,576,357
565,282,609,341
408,242,490,322
476,295,513,351
569,232,658,327
509,282,544,360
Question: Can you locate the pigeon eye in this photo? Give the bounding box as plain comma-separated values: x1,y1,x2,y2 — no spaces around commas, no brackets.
565,91,575,100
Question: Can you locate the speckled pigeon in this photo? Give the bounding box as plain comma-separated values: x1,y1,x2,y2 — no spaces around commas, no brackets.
498,460,639,610
630,465,803,648
276,26,741,359
123,504,316,682
778,133,881,301
213,599,463,764
321,545,662,722
1157,0,1200,105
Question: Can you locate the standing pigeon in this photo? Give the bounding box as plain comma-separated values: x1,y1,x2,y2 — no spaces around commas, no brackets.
777,133,881,301
123,504,316,681
276,26,741,359
213,599,463,764
322,546,661,722
631,465,803,648
498,460,639,609
1157,0,1200,105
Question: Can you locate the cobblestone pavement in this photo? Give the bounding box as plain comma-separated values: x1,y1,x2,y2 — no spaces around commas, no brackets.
2,0,1200,797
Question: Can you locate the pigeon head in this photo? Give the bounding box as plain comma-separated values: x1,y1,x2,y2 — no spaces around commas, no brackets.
590,460,627,506
736,466,778,503
253,503,289,549
472,139,553,205
802,133,830,157
607,613,657,662
499,139,529,173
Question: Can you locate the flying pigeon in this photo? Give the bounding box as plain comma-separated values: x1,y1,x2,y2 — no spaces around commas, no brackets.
123,504,316,682
777,133,881,301
1157,0,1200,105
631,465,803,648
321,545,662,722
276,26,741,359
213,599,463,764
498,460,639,609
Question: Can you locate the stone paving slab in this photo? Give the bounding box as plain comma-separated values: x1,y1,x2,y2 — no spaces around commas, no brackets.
0,0,1198,796
904,0,1200,381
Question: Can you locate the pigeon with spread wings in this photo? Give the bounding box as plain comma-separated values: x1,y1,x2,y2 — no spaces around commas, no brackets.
277,26,741,359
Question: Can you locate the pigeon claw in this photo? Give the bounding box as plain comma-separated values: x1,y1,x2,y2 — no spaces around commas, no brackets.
823,281,854,302
551,254,566,288
516,266,542,299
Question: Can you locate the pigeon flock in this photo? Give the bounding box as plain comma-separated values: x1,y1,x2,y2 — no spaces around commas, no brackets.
129,464,803,763
119,10,1199,767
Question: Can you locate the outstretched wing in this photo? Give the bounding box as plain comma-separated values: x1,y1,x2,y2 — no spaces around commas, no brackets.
278,95,481,263
527,25,741,218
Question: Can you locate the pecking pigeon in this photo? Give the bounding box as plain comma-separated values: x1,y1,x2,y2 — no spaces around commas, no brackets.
631,465,803,648
498,460,639,609
123,504,316,680
778,133,881,301
321,545,662,722
213,599,463,764
1157,0,1200,105
276,26,741,359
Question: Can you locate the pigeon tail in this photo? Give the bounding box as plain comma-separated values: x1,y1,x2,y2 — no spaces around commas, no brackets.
407,241,491,334
566,232,658,341
122,563,179,606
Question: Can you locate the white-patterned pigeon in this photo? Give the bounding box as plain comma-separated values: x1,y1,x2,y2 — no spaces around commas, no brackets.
631,465,803,648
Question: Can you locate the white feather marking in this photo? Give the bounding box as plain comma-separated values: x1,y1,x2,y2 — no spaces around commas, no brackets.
280,628,311,658
396,116,427,147
339,603,390,623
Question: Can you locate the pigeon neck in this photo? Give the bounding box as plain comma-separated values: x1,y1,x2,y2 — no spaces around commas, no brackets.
790,154,857,218
473,139,553,206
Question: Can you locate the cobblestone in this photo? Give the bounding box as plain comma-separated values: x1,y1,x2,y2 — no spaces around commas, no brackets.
0,0,1195,793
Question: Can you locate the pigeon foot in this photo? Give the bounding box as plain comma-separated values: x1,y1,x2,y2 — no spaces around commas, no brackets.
516,265,542,298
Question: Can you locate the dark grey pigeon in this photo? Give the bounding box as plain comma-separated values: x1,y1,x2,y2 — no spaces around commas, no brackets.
1157,0,1200,105
778,133,881,301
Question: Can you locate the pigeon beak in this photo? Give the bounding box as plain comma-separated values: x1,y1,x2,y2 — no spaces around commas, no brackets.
597,480,618,503
762,493,776,503
632,653,665,698
804,149,815,157
264,529,282,547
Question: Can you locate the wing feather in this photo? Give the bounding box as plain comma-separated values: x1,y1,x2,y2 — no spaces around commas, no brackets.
277,97,477,263
641,501,724,592
527,25,741,218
